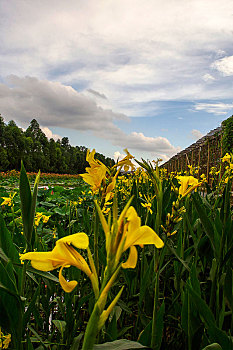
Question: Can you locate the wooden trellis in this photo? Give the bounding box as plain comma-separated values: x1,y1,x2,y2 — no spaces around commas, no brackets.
161,126,222,177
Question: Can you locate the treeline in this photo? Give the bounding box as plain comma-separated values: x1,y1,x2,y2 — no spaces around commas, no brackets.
0,115,114,173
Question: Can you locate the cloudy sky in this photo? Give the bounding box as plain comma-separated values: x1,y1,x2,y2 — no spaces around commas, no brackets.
0,0,233,162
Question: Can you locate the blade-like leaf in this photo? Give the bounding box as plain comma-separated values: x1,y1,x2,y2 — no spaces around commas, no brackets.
0,213,20,264
192,192,216,254
93,339,149,349
201,344,222,350
52,319,66,336
20,162,32,243
186,283,216,328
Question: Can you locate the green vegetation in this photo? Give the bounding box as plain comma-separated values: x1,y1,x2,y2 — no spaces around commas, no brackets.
0,152,232,350
222,115,233,156
0,115,114,173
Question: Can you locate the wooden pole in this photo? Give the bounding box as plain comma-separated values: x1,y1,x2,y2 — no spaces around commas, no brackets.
198,147,201,179
207,141,210,183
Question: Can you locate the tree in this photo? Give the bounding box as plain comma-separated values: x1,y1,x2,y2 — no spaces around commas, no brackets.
25,119,49,171
0,116,115,173
4,120,25,170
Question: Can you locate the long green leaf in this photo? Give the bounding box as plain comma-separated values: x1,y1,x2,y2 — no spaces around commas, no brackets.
93,339,149,349
0,262,23,346
20,162,32,244
0,213,20,264
201,344,222,350
207,327,233,350
186,283,216,328
192,192,216,254
52,319,66,337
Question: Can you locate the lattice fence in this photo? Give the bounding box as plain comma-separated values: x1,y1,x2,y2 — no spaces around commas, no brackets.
162,126,222,181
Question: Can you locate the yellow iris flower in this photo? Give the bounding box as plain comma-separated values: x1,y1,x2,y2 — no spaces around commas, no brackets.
80,149,107,192
114,148,135,172
34,213,50,226
141,202,153,214
0,328,11,349
97,202,164,271
117,206,164,268
42,214,51,223
1,192,16,207
20,233,98,294
177,176,201,197
221,153,231,163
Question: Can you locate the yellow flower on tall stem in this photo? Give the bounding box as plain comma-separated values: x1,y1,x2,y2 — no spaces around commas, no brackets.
221,153,231,163
114,148,135,172
20,232,99,296
1,192,16,207
80,149,107,192
81,200,164,350
177,175,202,197
96,199,164,273
115,206,164,269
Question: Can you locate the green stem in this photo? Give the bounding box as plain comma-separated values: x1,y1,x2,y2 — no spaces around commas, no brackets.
151,270,159,350
82,265,121,349
155,192,162,233
151,183,163,350
209,267,217,313
187,292,192,350
11,205,15,238
69,202,71,235
218,180,230,271
94,209,99,275
81,303,101,350
20,260,28,297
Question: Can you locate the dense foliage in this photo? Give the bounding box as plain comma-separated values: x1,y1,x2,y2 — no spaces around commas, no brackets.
0,152,232,350
0,115,114,173
222,115,233,156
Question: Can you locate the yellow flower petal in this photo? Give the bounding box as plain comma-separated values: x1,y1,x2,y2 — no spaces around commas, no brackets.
106,178,116,194
20,252,58,271
80,149,107,191
57,232,89,249
126,207,141,233
59,265,77,293
54,243,78,266
124,226,164,250
122,245,138,269
19,232,93,293
177,176,199,197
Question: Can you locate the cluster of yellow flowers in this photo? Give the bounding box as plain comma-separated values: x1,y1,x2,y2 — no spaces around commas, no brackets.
141,194,156,214
187,164,199,176
80,148,135,213
0,329,11,349
221,153,232,163
220,153,233,184
1,192,16,207
34,212,51,226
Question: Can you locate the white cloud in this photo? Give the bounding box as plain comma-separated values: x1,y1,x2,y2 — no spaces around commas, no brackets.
202,73,215,82
117,132,179,155
41,127,61,141
194,102,233,115
0,75,128,129
0,76,178,158
114,151,125,162
1,0,233,116
211,56,233,76
191,129,204,140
